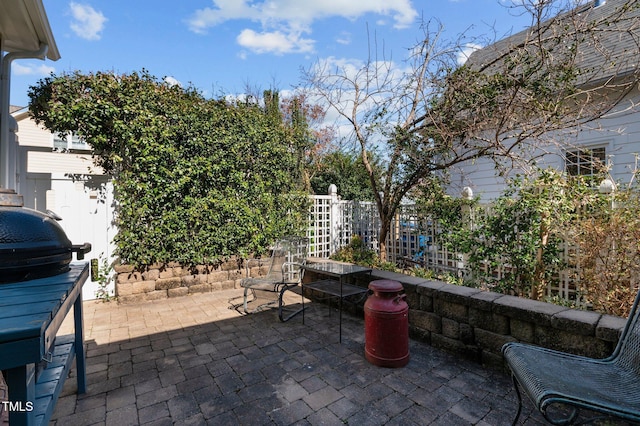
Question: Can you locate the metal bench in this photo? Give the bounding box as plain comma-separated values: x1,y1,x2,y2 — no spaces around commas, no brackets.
503,289,640,425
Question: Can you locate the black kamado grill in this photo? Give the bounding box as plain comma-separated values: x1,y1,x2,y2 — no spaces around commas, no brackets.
0,188,91,283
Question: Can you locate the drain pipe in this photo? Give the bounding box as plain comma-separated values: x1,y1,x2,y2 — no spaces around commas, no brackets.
0,43,49,190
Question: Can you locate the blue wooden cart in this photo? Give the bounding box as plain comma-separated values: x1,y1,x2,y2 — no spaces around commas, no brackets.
0,263,88,425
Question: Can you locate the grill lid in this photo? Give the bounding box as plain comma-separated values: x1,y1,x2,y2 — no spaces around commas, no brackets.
0,188,91,283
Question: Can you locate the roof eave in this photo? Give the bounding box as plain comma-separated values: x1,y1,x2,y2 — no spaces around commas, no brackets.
23,0,60,61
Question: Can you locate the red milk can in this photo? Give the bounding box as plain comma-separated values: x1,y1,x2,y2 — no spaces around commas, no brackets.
364,279,409,367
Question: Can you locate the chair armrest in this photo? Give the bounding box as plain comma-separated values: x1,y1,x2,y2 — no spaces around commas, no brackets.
281,261,305,284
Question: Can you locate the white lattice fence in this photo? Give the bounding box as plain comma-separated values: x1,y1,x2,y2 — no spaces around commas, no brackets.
546,239,579,300
347,201,381,251
307,188,380,258
307,194,333,258
307,189,582,300
387,204,465,275
307,189,460,266
307,185,357,258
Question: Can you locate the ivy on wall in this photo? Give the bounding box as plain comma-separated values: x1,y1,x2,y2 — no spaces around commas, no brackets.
28,70,308,267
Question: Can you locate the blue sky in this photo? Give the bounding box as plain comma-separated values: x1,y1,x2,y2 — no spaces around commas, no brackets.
10,0,535,107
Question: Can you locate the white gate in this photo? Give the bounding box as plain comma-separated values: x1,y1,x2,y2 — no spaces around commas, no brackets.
21,174,116,300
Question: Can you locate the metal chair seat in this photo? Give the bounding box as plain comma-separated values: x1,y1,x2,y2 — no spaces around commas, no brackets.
503,289,640,425
240,277,299,292
241,278,284,291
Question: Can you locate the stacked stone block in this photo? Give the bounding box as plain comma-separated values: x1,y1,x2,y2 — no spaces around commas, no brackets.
114,257,265,304
302,260,627,370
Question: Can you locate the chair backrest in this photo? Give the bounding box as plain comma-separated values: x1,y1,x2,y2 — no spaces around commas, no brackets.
612,288,640,373
264,237,308,284
285,236,308,283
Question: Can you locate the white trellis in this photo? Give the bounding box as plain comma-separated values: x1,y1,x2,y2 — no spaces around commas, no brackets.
307,186,581,301
307,188,462,269
307,185,380,258
387,204,465,275
307,185,347,258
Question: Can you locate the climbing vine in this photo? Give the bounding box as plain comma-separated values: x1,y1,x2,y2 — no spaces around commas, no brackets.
421,169,608,301
28,70,308,267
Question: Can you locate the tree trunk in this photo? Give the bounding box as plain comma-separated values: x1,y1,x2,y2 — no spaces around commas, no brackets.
378,217,390,262
532,219,549,301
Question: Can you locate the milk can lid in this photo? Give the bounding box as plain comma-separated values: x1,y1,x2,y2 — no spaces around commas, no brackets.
368,279,403,293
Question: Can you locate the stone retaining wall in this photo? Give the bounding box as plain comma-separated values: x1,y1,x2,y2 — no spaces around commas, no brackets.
302,261,627,369
114,257,265,304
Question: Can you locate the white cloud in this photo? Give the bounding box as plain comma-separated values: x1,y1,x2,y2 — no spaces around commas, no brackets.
187,1,260,35
69,3,107,41
315,56,408,88
307,56,408,142
237,29,314,55
457,43,483,65
12,62,55,76
315,56,365,81
187,0,417,54
164,76,182,87
335,31,352,45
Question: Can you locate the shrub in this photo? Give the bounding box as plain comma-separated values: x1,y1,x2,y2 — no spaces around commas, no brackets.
29,70,308,267
571,191,640,317
331,235,378,266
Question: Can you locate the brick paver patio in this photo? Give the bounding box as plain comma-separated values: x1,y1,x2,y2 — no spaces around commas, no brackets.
46,289,548,425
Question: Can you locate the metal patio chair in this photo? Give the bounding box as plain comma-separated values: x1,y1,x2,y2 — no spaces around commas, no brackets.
229,236,308,322
503,289,640,425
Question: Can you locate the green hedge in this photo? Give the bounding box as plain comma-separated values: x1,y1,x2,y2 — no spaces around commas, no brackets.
29,70,307,267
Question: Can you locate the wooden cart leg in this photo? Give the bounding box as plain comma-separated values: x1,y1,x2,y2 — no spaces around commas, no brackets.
74,295,86,394
5,364,36,426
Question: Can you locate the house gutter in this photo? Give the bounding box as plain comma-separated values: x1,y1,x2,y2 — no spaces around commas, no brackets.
0,42,49,189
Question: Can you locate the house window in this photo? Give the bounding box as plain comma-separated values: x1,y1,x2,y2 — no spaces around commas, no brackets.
53,132,90,152
565,146,606,176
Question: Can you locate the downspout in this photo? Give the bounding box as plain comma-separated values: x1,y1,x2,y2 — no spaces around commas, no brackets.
0,42,48,189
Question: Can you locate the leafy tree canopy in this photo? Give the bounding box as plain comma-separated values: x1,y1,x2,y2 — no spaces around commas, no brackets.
310,150,380,200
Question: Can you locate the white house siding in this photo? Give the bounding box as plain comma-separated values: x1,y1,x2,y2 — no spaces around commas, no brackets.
446,157,517,203
13,112,52,148
448,88,640,202
592,95,640,187
27,150,98,174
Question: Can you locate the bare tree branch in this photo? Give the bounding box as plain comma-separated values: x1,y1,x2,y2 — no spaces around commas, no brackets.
302,0,640,260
